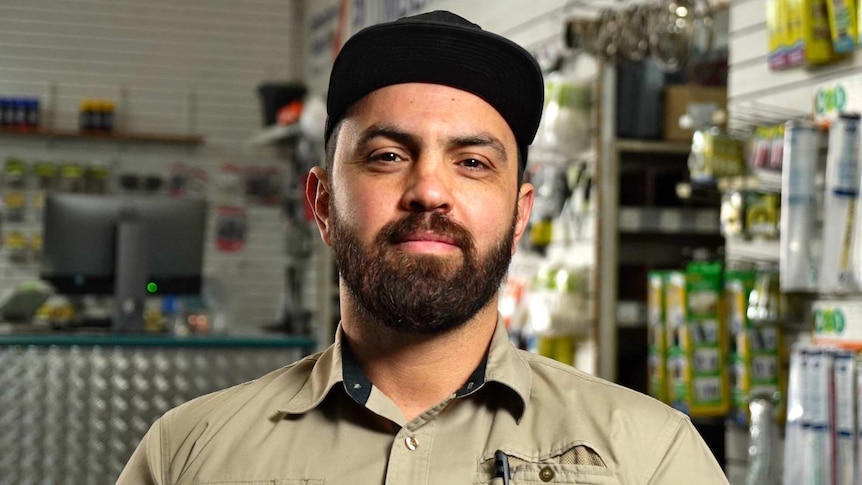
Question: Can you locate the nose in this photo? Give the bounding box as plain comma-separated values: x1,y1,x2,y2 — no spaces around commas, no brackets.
400,158,453,214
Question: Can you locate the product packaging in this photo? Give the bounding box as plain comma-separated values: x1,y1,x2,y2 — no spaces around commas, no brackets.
727,269,784,427
647,271,669,403
801,0,838,65
668,262,729,417
821,113,860,292
781,120,820,291
782,344,806,485
825,0,858,53
804,348,834,484
833,350,856,485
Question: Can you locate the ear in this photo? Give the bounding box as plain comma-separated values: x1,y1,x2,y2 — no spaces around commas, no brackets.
306,166,333,246
512,182,535,254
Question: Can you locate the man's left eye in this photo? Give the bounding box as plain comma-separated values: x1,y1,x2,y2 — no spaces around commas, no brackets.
460,158,487,169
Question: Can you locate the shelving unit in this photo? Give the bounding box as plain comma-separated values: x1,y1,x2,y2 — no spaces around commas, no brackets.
243,124,301,148
596,65,723,389
0,128,204,145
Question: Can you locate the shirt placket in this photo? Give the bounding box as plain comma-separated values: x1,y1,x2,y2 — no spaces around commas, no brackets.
385,420,436,485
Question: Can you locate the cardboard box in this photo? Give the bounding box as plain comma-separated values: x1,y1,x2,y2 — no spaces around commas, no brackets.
663,85,727,142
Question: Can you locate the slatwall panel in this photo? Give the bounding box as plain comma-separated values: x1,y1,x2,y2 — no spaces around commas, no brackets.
0,0,311,335
724,0,862,481
728,0,862,120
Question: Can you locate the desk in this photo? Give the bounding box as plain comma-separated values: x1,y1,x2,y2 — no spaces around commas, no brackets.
0,333,315,484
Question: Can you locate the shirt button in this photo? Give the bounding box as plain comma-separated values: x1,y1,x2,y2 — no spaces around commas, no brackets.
539,466,555,482
404,435,418,451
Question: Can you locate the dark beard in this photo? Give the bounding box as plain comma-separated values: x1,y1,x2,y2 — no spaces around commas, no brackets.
331,208,516,335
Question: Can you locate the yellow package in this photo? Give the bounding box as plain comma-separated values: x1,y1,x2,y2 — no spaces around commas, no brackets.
648,271,670,403
665,271,690,413
825,0,857,53
802,0,838,64
767,0,789,69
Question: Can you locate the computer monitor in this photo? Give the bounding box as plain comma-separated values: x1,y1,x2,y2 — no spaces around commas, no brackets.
41,193,208,332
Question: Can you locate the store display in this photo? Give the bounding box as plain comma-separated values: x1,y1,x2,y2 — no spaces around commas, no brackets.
746,391,781,485
78,98,115,132
688,127,746,182
834,351,856,485
780,120,821,291
821,113,860,292
825,0,857,54
647,270,670,403
769,0,847,69
745,191,780,239
667,262,730,417
0,97,40,131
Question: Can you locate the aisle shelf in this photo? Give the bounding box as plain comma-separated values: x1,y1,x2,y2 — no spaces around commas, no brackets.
0,127,204,145
618,207,720,234
614,139,692,154
724,237,779,264
616,300,647,328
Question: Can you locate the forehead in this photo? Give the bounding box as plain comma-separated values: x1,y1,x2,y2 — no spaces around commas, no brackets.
340,83,518,148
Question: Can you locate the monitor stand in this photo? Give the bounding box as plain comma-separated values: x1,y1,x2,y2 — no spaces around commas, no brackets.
113,211,148,332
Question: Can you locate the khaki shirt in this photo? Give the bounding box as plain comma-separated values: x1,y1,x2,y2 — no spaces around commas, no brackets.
117,321,728,484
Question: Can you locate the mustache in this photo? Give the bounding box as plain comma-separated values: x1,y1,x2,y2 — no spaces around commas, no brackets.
378,212,473,250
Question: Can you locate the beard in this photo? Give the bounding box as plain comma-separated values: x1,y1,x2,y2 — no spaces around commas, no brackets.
330,205,517,335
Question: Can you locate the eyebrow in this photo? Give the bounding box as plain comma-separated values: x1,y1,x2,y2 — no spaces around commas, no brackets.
356,125,509,163
445,134,508,164
356,125,419,152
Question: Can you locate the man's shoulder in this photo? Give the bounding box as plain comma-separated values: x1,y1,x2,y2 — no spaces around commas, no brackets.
160,351,321,438
517,349,684,422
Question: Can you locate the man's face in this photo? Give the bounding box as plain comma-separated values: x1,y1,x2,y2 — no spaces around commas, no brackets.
310,83,534,334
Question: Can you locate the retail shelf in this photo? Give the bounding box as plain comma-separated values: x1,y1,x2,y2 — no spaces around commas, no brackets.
0,127,204,145
618,207,720,234
614,138,692,155
717,169,782,193
244,124,301,147
617,300,647,328
724,237,780,264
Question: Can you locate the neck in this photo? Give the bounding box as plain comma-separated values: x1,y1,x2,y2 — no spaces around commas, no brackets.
340,293,499,421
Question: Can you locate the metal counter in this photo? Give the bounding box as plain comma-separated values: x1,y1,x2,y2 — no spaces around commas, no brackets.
0,334,316,485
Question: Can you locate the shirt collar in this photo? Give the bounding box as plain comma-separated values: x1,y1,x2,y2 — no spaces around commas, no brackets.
279,317,532,420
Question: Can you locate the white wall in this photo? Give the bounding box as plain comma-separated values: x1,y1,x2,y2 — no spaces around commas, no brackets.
0,0,308,334
728,0,862,123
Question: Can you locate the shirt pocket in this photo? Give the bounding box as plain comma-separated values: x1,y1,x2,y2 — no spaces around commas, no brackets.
473,444,619,485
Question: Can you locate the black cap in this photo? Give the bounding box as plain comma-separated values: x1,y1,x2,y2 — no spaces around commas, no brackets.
325,10,545,169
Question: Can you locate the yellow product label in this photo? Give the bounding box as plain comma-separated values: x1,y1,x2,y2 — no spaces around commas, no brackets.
665,272,687,350
825,0,858,53
3,231,27,249
786,0,806,65
802,0,837,63
537,335,575,366
3,192,26,208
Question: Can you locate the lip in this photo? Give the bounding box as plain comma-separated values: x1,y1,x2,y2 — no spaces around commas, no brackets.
394,231,459,252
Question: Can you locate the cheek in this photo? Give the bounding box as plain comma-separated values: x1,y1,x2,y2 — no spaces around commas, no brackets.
459,191,516,241
332,185,391,237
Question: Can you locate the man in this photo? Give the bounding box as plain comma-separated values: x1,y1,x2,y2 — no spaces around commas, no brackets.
118,10,728,484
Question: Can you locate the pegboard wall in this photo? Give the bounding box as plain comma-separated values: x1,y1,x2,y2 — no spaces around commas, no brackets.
0,0,319,335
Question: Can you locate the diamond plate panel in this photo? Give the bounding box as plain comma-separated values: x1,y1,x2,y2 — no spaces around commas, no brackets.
0,344,306,485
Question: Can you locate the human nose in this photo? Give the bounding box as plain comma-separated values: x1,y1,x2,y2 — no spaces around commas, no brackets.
400,158,453,213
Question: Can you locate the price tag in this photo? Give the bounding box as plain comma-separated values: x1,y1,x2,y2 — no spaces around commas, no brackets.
619,209,641,232
695,210,718,232
659,210,682,232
